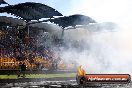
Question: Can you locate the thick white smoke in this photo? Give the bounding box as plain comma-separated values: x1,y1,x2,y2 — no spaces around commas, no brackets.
59,26,132,74
55,0,132,75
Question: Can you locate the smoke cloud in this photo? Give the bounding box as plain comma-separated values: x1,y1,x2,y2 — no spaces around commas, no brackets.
21,0,132,74
58,24,132,74
55,0,132,75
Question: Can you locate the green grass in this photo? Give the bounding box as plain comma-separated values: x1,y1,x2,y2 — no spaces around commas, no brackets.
0,73,76,79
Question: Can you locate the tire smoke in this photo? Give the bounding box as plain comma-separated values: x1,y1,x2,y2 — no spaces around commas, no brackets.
59,25,132,74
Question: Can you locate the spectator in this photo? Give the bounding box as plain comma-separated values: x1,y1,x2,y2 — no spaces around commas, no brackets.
21,62,26,78
17,62,22,78
17,62,26,78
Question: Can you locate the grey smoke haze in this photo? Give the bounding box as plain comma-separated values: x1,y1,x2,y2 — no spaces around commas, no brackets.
36,21,132,74
24,0,132,75
56,0,132,75
0,16,26,26
59,24,132,74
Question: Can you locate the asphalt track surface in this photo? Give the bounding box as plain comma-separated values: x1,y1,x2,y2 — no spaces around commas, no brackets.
0,77,131,88
0,70,131,88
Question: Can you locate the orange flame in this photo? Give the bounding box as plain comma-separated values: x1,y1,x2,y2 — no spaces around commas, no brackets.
77,65,86,76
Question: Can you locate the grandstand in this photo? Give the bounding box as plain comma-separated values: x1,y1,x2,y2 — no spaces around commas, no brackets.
0,1,99,71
